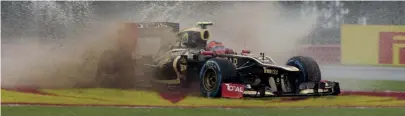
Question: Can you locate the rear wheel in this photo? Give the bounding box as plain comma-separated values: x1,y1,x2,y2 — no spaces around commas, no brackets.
199,58,237,98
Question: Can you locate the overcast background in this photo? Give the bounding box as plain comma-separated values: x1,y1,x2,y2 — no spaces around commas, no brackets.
2,1,404,44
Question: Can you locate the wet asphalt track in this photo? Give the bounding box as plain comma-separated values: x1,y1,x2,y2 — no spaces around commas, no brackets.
320,65,405,81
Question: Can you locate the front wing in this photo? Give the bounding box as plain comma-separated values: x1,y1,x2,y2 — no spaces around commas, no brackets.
243,80,341,97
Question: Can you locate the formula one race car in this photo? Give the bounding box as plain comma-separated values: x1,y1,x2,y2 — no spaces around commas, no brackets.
96,21,341,98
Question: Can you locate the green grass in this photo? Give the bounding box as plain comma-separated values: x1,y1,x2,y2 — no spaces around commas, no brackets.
2,79,405,107
329,79,405,91
2,106,405,116
4,88,405,107
2,79,405,108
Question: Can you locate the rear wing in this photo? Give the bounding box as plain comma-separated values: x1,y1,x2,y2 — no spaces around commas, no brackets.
137,22,179,32
133,22,180,56
136,22,180,38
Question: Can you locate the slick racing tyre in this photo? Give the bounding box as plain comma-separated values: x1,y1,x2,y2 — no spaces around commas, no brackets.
199,58,237,98
286,56,321,83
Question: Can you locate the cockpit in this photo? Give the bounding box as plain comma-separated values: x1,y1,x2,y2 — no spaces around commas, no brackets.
175,22,213,49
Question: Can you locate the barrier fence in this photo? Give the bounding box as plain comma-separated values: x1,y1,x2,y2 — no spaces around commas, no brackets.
341,24,405,67
299,24,405,67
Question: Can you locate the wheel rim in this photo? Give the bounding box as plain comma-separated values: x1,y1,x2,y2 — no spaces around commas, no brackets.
287,60,306,82
202,69,218,92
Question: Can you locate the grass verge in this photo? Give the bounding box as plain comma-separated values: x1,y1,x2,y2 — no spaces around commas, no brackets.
328,79,405,91
2,106,405,116
2,79,405,107
2,88,405,107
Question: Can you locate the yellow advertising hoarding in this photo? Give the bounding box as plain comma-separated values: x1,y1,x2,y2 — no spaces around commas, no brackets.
341,24,405,66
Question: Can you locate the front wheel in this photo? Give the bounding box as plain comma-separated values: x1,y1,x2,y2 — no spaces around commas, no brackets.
199,58,237,98
286,56,321,83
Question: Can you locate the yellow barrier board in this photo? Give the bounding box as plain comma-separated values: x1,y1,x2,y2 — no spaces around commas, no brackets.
341,24,405,66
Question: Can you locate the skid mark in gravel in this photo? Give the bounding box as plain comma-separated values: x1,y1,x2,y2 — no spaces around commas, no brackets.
2,88,113,102
2,88,405,108
3,103,405,108
342,91,405,100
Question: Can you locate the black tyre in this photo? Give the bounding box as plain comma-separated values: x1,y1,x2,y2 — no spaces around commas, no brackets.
286,56,321,83
199,58,237,98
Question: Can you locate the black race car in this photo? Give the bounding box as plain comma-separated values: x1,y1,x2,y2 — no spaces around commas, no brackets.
96,21,341,98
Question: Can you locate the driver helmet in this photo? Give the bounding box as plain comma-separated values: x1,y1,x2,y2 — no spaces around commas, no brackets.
180,30,208,48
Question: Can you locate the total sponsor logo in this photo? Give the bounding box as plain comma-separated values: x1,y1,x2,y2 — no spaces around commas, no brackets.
224,83,244,93
221,83,244,98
